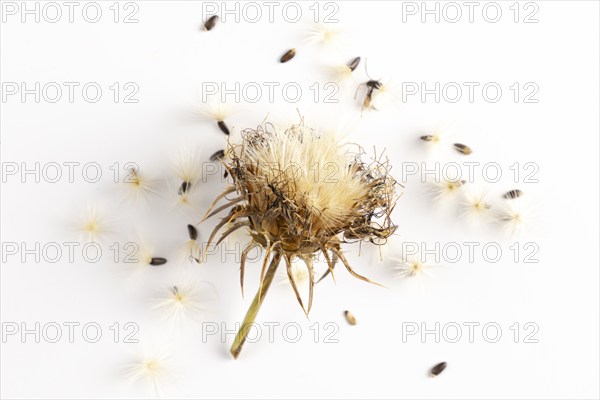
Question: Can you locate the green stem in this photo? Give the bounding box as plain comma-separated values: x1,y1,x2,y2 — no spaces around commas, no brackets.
230,252,282,359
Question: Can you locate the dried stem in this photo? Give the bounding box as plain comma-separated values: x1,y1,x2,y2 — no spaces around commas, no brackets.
230,251,282,359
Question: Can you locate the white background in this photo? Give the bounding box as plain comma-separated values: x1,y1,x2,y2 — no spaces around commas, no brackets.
1,1,599,399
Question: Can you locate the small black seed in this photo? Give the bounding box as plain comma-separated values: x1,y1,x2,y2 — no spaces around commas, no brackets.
348,56,361,72
430,362,447,377
187,224,198,241
203,15,218,31
503,189,523,199
150,257,167,266
210,149,225,162
420,135,434,141
178,181,191,195
217,120,230,135
280,48,296,63
453,143,472,155
223,170,229,179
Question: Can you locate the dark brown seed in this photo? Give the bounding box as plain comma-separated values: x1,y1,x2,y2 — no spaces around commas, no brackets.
203,15,218,31
187,224,198,241
430,362,447,377
348,57,361,72
178,181,191,195
503,189,523,199
217,120,230,135
420,135,434,141
453,143,472,155
344,310,357,325
150,257,167,266
366,79,382,90
210,149,225,162
280,48,296,63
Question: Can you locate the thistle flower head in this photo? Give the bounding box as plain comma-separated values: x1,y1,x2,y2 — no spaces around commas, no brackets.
203,121,399,315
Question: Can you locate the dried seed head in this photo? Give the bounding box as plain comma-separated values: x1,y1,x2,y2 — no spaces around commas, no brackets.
344,310,357,325
203,122,399,314
222,123,398,253
430,361,447,377
453,143,472,155
203,15,218,31
503,189,523,199
280,48,296,63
